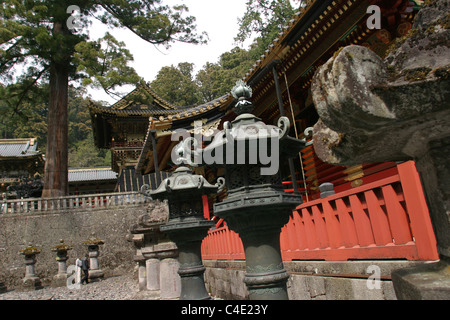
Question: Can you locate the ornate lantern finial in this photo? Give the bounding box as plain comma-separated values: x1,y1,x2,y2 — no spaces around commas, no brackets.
231,80,254,115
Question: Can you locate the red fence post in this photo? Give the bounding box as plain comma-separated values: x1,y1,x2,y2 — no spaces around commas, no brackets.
335,198,359,247
381,184,413,244
322,201,343,248
202,195,210,220
397,161,439,260
349,194,376,247
365,189,393,245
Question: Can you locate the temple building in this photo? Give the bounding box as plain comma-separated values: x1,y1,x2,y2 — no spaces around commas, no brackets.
88,83,225,191
89,84,232,192
133,0,439,266
135,0,425,200
67,167,118,195
0,138,45,198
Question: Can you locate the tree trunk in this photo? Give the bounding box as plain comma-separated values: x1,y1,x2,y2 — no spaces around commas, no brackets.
42,22,70,198
42,62,69,198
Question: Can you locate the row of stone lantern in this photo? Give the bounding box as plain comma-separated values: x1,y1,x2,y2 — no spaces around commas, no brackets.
140,81,306,300
14,234,104,291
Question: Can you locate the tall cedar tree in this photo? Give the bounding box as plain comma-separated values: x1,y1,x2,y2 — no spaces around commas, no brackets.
235,0,301,58
0,0,207,197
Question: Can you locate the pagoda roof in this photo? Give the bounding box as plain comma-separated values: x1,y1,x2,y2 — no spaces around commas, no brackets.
89,83,231,119
89,83,186,117
68,167,118,183
89,82,232,147
0,138,42,159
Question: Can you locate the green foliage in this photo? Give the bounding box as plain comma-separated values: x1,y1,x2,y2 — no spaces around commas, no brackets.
151,47,255,105
0,1,207,194
0,84,110,166
74,32,142,96
0,83,48,148
97,0,208,47
68,135,111,168
151,1,301,105
150,62,202,106
235,0,300,58
195,47,254,102
0,0,207,99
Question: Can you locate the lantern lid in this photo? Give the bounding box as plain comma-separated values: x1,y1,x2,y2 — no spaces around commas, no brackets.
51,239,73,252
83,234,104,246
150,166,218,199
19,242,40,255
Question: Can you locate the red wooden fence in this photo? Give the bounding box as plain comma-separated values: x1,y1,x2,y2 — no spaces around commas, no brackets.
201,161,439,261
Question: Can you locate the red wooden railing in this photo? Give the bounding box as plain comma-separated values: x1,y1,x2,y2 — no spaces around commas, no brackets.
202,226,245,260
201,161,439,261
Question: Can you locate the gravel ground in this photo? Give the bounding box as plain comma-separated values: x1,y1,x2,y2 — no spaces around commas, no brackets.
0,273,143,300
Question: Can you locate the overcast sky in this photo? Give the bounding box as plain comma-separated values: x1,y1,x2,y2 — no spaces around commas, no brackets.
89,0,253,104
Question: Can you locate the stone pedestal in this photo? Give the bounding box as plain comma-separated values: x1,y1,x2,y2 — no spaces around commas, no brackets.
83,234,104,282
160,219,213,300
19,243,43,291
51,239,72,287
145,258,160,291
159,257,180,300
141,241,181,299
137,258,147,291
310,0,450,299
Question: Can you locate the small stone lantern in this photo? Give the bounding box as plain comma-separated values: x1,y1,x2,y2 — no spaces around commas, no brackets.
19,242,43,291
51,239,73,287
146,161,221,300
201,81,305,299
82,233,104,281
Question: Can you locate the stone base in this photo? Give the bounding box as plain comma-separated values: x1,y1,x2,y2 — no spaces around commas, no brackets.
204,260,430,300
22,276,43,291
392,260,450,300
160,258,181,300
130,290,161,300
88,269,104,282
51,274,69,288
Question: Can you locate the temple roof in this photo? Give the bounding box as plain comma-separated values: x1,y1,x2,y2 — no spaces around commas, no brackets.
89,83,231,119
89,81,233,174
68,167,118,183
0,138,42,159
88,84,188,117
89,83,232,148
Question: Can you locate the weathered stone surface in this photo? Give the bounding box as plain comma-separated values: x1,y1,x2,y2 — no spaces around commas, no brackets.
0,203,151,289
204,260,414,300
311,0,450,300
141,200,169,225
386,0,450,74
392,260,450,299
311,0,450,166
159,257,181,299
312,44,449,165
126,198,180,300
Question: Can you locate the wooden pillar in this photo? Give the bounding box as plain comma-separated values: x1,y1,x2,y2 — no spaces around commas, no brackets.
149,130,161,187
272,65,300,195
